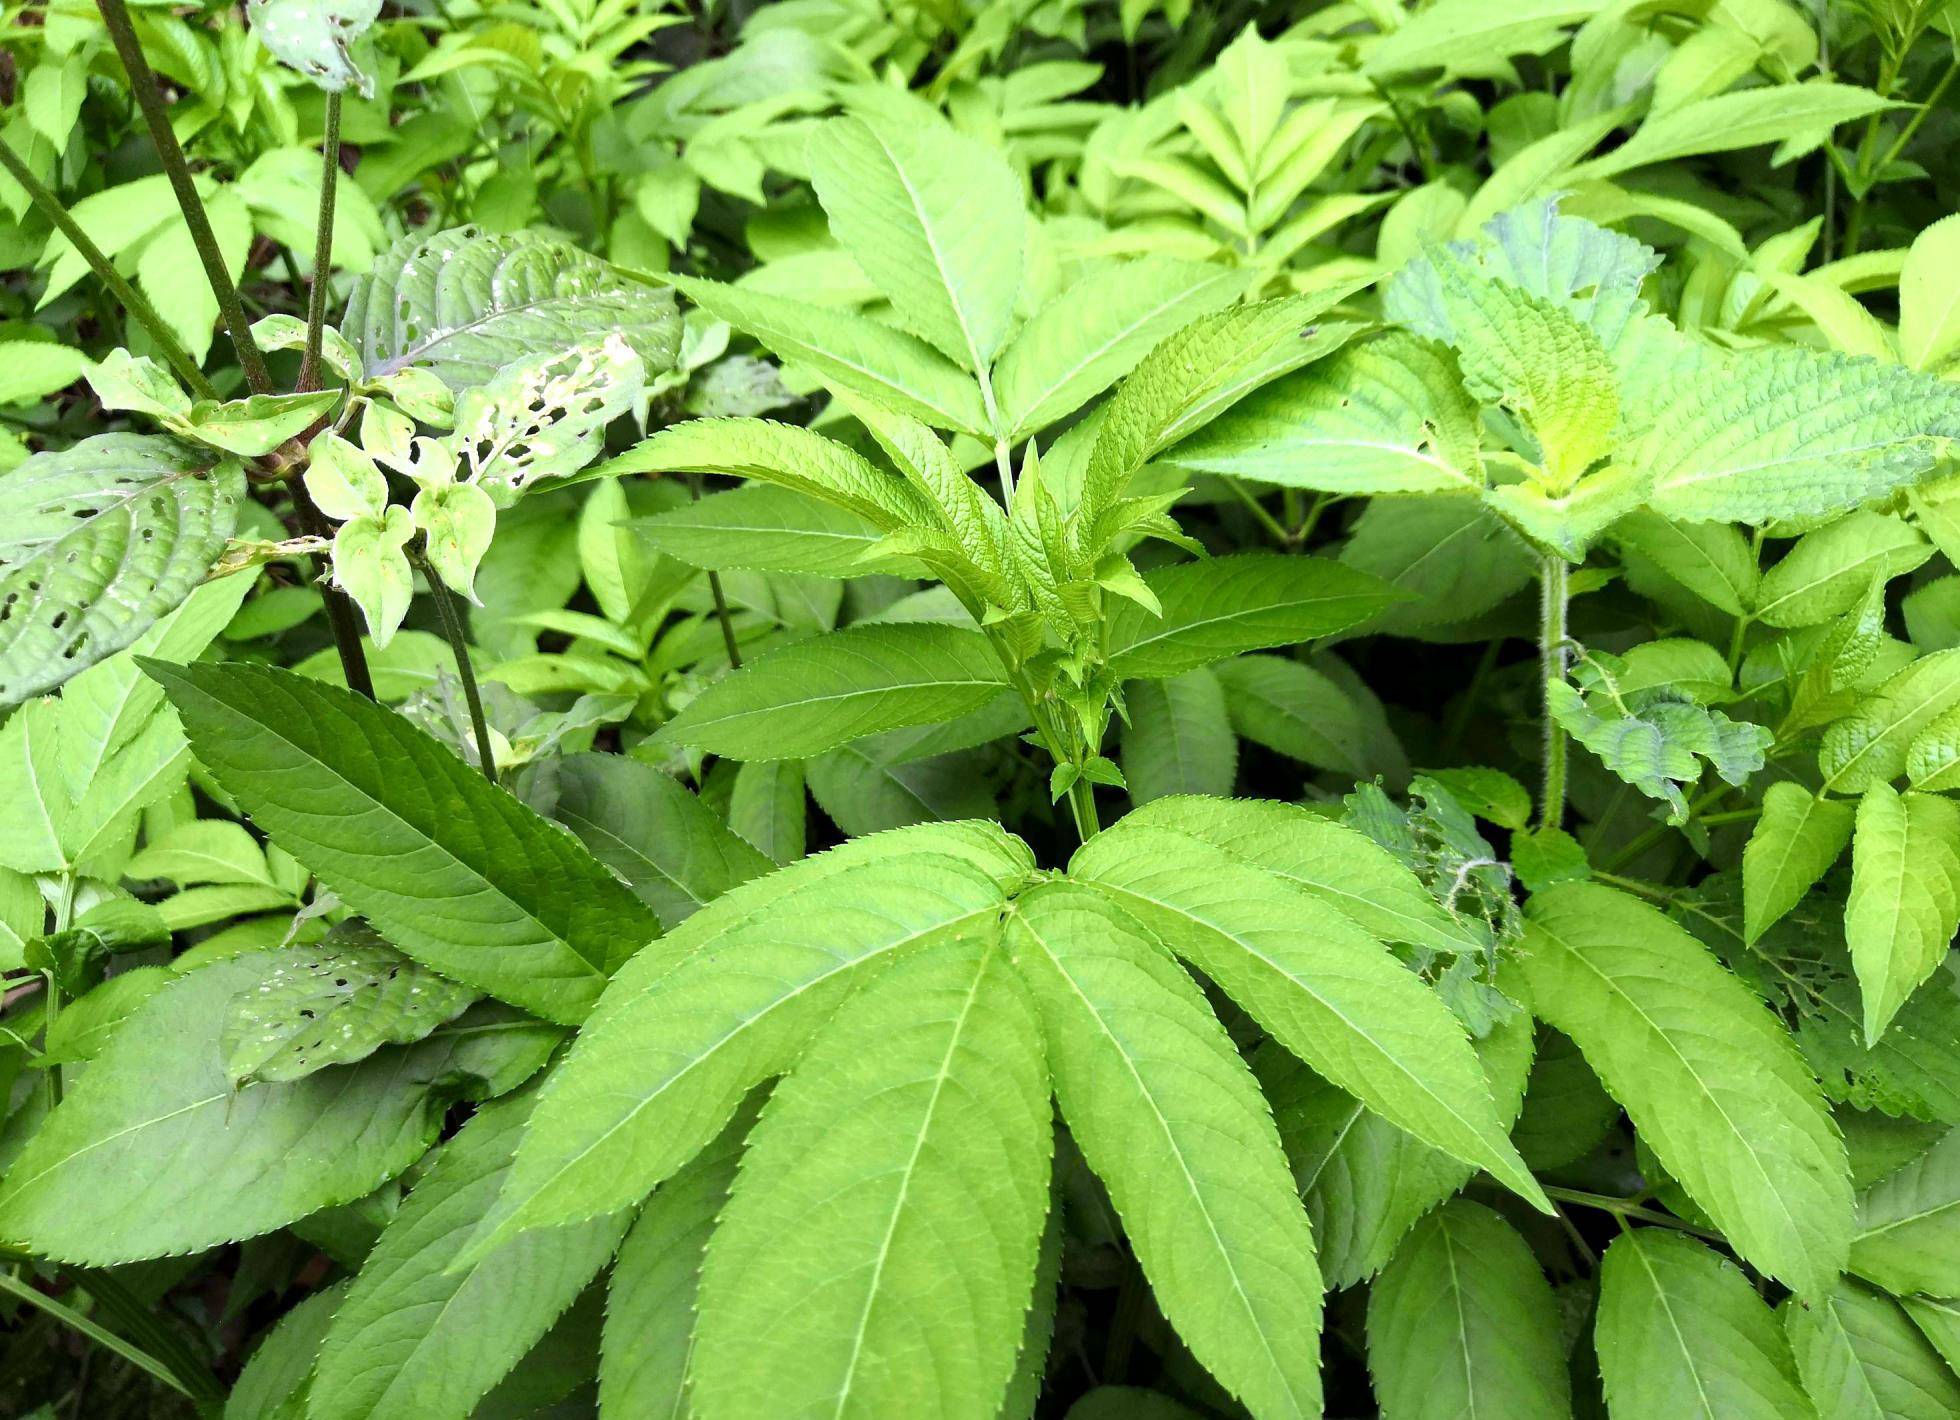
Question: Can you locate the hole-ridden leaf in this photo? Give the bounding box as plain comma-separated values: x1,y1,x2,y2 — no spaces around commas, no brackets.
220,921,480,1086
0,433,243,704
141,660,661,1025
246,0,383,96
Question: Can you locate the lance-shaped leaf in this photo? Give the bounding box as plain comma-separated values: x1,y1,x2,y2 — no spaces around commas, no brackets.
1846,785,1960,1044
1743,783,1855,945
247,0,382,96
221,923,479,1086
0,954,558,1265
1822,649,1960,793
1850,1126,1960,1297
628,484,896,579
466,822,1032,1252
308,1087,632,1420
692,934,1050,1420
143,661,660,1025
1071,823,1547,1211
1004,883,1324,1420
1596,1230,1815,1420
0,433,244,703
1120,669,1237,804
1366,1200,1571,1420
1787,1282,1960,1420
808,114,1024,374
1521,884,1852,1297
1105,553,1402,679
657,623,1011,762
339,227,681,390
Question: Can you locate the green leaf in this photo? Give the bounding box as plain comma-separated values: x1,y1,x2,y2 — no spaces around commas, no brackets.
1799,962,1960,1124
470,821,1032,1249
1637,348,1960,524
1365,1,1597,77
1822,649,1960,794
599,1105,753,1420
1846,785,1960,1044
657,623,1011,761
1338,496,1535,634
692,934,1050,1419
221,923,479,1086
1786,1282,1960,1420
1850,1126,1960,1297
1120,668,1237,804
144,661,660,1025
993,259,1249,440
1743,782,1855,945
1004,883,1324,1420
629,484,896,579
729,758,806,865
1521,884,1853,1297
1213,654,1371,776
808,114,1024,373
1756,512,1931,630
1366,1200,1571,1420
544,752,771,931
1573,83,1892,180
664,273,989,435
340,227,681,390
1614,511,1759,616
0,953,557,1264
1072,821,1546,1208
247,0,382,95
1105,554,1402,679
1901,214,1960,374
227,1280,347,1420
307,1087,630,1420
1596,1229,1815,1420
0,434,244,703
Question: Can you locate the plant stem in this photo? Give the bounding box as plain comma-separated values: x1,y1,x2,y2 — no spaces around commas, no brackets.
1068,776,1101,843
43,875,76,1111
1541,1185,1729,1247
296,93,342,397
687,474,742,668
417,552,498,784
1537,552,1571,831
95,0,272,394
0,137,215,399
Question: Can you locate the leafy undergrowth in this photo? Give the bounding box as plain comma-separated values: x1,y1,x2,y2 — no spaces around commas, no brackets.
4,2,1960,1419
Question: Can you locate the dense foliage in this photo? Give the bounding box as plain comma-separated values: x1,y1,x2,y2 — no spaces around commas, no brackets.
4,1,1960,1416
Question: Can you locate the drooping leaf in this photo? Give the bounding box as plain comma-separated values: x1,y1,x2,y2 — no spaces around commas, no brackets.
1573,83,1892,181
1366,1200,1571,1420
1120,668,1237,804
1212,654,1372,776
1004,883,1325,1420
1521,884,1852,1297
0,434,243,703
1786,1281,1960,1420
0,954,557,1264
692,934,1051,1420
143,661,660,1025
656,623,1011,761
1595,1229,1815,1420
628,485,895,579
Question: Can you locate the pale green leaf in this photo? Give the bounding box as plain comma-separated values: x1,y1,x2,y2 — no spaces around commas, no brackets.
1846,785,1960,1044
247,0,382,95
1900,214,1960,374
629,485,896,579
1366,1,1599,77
1822,650,1960,794
1614,510,1759,616
1743,782,1854,944
1574,84,1892,181
1756,512,1931,630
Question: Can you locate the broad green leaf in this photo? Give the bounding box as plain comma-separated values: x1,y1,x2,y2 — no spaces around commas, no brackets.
692,935,1050,1420
1521,884,1852,1297
1576,83,1891,180
340,227,681,390
1822,650,1960,793
1120,668,1237,804
629,485,896,579
544,753,772,931
247,0,382,95
808,740,1002,837
1213,654,1371,776
602,418,931,529
0,434,244,703
1743,783,1854,944
1901,1296,1960,1381
1366,1,1598,77
227,1280,347,1420
1846,785,1960,1044
1366,1200,1571,1420
221,923,479,1086
1117,794,1478,954
127,819,273,887
1257,1011,1534,1288
599,1105,755,1420
808,115,1024,374
1004,883,1324,1420
1614,510,1758,615
1169,334,1484,495
1596,1229,1815,1420
1901,214,1960,374
665,273,990,434
657,623,1011,761
0,953,557,1264
1850,1126,1960,1297
1756,512,1931,629
1338,496,1535,634
1105,554,1402,679
470,821,1032,1249
1787,1282,1960,1420
1638,348,1960,524
144,661,660,1025
1072,821,1547,1209
307,1087,631,1420
729,758,806,865
993,259,1248,440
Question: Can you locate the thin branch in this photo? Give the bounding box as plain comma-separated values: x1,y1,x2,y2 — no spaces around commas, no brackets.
416,550,499,784
0,137,215,399
95,0,272,393
296,92,343,397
